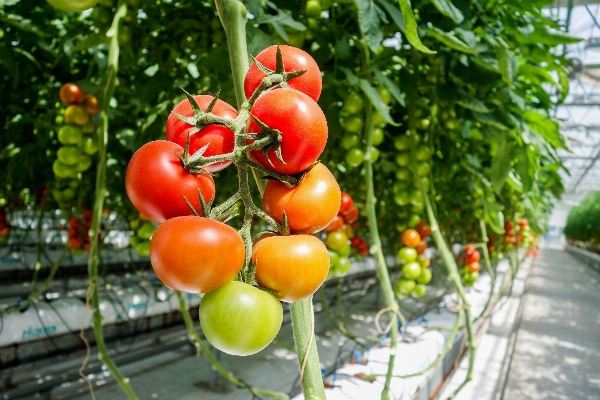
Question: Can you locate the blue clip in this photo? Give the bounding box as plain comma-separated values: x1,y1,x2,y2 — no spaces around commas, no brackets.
379,333,387,347
321,368,327,378
354,349,362,364
333,372,338,383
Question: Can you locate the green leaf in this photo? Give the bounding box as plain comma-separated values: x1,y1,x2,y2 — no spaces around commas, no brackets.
359,79,397,125
483,197,505,234
531,25,583,46
491,140,516,192
516,148,534,193
354,0,385,52
495,37,513,86
373,67,405,106
524,110,569,150
473,111,509,130
430,0,463,24
429,27,479,54
455,95,490,113
398,0,436,54
377,0,405,33
12,47,40,69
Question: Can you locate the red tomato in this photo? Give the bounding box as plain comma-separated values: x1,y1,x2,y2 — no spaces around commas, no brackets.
401,229,421,248
464,244,475,255
505,221,514,230
150,216,244,293
125,141,216,223
166,95,238,172
465,250,480,264
82,94,100,116
253,234,329,302
518,219,528,228
263,163,340,234
415,221,427,230
324,215,344,232
339,192,354,214
468,261,481,272
59,83,84,105
247,89,327,175
244,45,322,101
415,240,427,254
341,206,359,224
418,226,431,239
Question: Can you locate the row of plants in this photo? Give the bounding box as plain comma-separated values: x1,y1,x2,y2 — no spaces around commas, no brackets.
564,191,600,253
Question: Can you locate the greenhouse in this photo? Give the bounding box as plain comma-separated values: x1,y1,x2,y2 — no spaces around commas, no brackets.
0,0,599,399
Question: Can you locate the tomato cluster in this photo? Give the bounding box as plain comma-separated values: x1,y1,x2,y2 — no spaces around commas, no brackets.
66,211,94,256
0,209,11,245
127,213,155,256
394,225,432,298
458,244,481,287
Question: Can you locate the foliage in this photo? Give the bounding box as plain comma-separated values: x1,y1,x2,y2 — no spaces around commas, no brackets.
564,191,600,243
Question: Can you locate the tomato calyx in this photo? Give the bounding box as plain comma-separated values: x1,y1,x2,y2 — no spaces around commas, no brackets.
246,46,307,104
172,89,235,133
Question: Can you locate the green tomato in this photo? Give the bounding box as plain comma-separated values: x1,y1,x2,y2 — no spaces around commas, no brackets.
445,119,459,130
305,0,322,18
137,222,155,239
377,86,392,104
402,261,422,280
75,154,92,172
343,115,364,134
409,190,424,206
472,187,484,198
393,181,409,194
417,119,430,130
397,247,418,264
53,160,77,179
326,231,348,251
80,137,99,155
411,203,425,214
415,145,431,161
341,134,361,150
372,127,384,146
394,136,410,151
395,279,416,296
420,177,431,191
346,148,365,167
200,281,283,356
395,152,410,167
417,162,431,176
339,243,351,257
62,188,75,200
396,224,408,233
337,257,351,274
368,146,380,163
372,111,385,127
408,214,421,228
58,125,83,145
417,268,432,284
394,192,410,206
82,120,96,134
396,167,411,181
129,234,139,247
57,146,82,166
329,250,340,268
344,92,364,114
412,284,426,297
470,271,480,281
135,241,151,257
47,0,99,12
474,208,484,219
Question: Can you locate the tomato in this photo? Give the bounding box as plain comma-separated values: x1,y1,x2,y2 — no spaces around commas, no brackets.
65,105,89,126
468,262,481,272
80,137,99,155
518,219,528,227
53,160,77,179
75,154,92,172
345,148,364,167
166,95,238,172
336,257,351,273
395,167,411,181
401,229,421,248
244,45,322,101
59,83,84,104
151,216,244,293
125,141,216,223
418,226,431,239
395,152,410,167
408,214,421,228
464,244,475,255
377,86,392,104
341,224,353,239
415,145,431,161
57,146,82,165
395,279,416,296
343,115,363,134
339,192,354,214
48,0,99,11
325,215,344,232
263,163,340,234
338,243,351,257
394,192,409,206
465,250,480,263
372,127,384,146
135,241,151,257
368,147,380,163
415,240,427,255
329,250,340,267
253,234,329,302
417,254,430,268
341,205,359,224
397,247,417,264
58,125,83,145
417,162,431,176
344,92,364,114
82,95,100,116
325,231,347,251
402,261,422,280
393,181,409,194
341,134,361,150
394,136,410,151
305,0,322,18
505,221,514,230
137,222,155,239
82,119,96,134
200,281,282,356
247,89,327,175
372,111,385,127
417,268,432,284
412,284,426,297
472,187,484,198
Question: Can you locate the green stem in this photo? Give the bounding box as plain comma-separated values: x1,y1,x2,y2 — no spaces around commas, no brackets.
85,3,137,399
474,220,496,322
175,292,289,400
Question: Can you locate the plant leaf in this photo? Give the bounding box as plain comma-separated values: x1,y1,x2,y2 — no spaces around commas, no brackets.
429,27,480,54
354,0,384,52
430,0,464,24
398,0,436,54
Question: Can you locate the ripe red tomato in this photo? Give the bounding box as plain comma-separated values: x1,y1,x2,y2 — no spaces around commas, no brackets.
253,234,329,302
401,229,421,248
59,83,84,105
244,45,322,101
339,192,354,214
166,95,238,172
464,244,475,256
505,221,514,230
125,141,216,223
247,89,327,175
465,250,480,263
341,205,359,224
150,216,244,293
468,261,481,272
82,94,100,116
418,225,431,239
263,163,340,234
415,221,427,230
518,219,528,228
324,215,344,232
415,240,427,255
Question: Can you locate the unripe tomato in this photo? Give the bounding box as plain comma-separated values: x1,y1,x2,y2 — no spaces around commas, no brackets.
200,282,283,356
166,95,238,172
341,205,359,224
253,234,329,302
80,137,99,155
368,146,380,163
341,134,361,150
395,167,411,181
412,284,426,297
417,162,431,176
415,145,431,161
402,261,422,280
151,216,244,293
395,279,416,296
408,214,422,228
326,231,348,251
339,192,354,214
468,262,481,272
263,163,341,234
346,148,364,167
48,0,99,11
415,240,427,255
395,152,410,167
248,89,327,175
338,243,351,257
337,257,351,273
417,119,430,130
394,192,409,206
417,254,430,268
59,83,84,105
126,141,216,223
82,119,96,134
137,222,155,239
344,92,364,114
58,125,83,145
325,215,344,232
57,146,82,166
372,111,385,127
401,229,421,248
82,95,100,116
343,115,364,133
135,241,151,257
394,136,410,151
244,45,322,101
75,154,92,172
341,224,353,239
53,160,77,179
305,0,322,18
329,250,340,268
397,247,417,264
377,86,392,104
65,105,89,126
417,268,432,284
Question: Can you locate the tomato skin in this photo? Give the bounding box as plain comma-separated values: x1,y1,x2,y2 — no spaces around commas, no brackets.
324,215,344,232
247,89,327,175
417,268,432,284
65,105,89,126
58,125,83,145
401,229,421,248
166,95,238,172
59,83,84,104
468,261,481,272
325,231,347,251
244,45,322,101
125,141,216,223
48,0,99,11
464,244,475,256
341,205,359,224
397,247,418,264
339,192,354,214
417,254,430,268
395,279,416,296
263,163,340,234
150,216,244,293
200,281,283,356
253,235,329,302
465,250,480,263
82,95,100,116
402,261,422,280
418,226,431,239
415,239,427,255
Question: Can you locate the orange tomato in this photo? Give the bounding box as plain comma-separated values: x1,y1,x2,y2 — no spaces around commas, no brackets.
401,229,421,248
415,239,427,254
